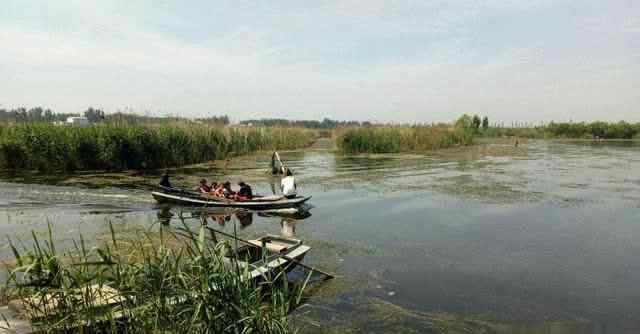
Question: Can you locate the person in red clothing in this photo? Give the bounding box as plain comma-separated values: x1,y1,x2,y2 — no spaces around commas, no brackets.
198,179,211,193
212,182,225,197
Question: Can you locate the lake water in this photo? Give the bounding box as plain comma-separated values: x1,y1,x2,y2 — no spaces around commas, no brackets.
1,139,639,333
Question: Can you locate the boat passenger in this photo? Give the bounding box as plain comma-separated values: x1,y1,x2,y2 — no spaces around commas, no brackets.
223,181,235,198
199,179,211,193
212,183,226,197
236,181,253,200
210,181,218,192
159,170,171,188
280,169,297,199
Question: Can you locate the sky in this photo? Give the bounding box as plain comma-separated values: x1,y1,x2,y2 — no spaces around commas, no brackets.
1,0,639,123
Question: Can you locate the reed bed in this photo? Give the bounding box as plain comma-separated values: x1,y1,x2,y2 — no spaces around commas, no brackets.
2,224,308,333
335,126,474,154
0,123,316,171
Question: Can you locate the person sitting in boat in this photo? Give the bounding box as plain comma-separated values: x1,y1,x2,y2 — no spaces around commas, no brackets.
235,181,253,200
280,168,297,199
198,179,211,193
212,182,226,197
159,170,171,188
223,181,235,198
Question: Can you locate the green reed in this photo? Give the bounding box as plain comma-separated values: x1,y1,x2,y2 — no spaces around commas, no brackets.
3,223,309,333
335,125,474,154
0,123,316,171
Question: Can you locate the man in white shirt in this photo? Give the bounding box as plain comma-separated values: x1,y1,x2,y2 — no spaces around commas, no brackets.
280,168,297,198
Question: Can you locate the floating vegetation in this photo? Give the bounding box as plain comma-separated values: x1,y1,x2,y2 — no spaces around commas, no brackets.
2,223,308,333
294,295,597,334
432,174,542,204
0,123,316,171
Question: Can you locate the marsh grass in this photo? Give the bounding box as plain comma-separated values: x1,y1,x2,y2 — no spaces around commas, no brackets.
335,126,474,154
0,123,316,171
2,223,309,333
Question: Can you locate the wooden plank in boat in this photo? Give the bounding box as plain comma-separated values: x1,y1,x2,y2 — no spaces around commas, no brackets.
247,239,288,253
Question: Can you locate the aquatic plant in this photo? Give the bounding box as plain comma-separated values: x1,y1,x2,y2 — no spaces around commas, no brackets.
335,118,474,154
0,123,316,171
2,223,308,333
480,121,640,139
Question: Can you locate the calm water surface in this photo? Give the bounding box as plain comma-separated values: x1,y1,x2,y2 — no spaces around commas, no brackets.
1,140,639,333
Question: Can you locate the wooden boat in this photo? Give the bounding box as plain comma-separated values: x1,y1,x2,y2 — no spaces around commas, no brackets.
152,188,311,209
225,234,311,280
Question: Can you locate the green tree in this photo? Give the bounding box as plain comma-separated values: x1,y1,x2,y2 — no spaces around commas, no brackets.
455,114,473,130
482,116,489,130
84,107,105,123
472,115,481,131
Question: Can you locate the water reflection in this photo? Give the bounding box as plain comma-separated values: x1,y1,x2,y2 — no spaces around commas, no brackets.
157,205,312,239
157,206,173,225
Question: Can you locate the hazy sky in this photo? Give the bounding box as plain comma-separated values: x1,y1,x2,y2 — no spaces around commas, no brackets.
1,0,638,123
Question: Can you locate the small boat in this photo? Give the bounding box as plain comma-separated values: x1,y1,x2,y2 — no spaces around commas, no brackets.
152,188,311,209
226,234,311,280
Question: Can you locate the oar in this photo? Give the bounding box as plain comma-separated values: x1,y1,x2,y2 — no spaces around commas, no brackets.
204,226,336,280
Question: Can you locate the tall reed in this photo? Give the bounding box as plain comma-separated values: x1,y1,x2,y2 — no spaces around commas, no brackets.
335,125,474,154
0,123,316,171
3,223,308,333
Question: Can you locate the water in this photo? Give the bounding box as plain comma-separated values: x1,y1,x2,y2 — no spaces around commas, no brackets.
1,139,639,333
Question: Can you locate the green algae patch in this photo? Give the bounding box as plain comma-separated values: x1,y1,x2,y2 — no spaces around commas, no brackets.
432,174,541,204
294,295,596,334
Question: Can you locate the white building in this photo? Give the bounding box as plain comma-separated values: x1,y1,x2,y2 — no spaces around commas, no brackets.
66,117,89,127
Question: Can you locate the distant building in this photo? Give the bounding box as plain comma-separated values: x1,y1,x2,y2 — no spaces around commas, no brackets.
66,117,89,127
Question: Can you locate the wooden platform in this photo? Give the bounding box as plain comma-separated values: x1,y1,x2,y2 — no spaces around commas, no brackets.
0,285,123,334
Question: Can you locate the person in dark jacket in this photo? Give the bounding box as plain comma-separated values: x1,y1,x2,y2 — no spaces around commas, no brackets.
236,181,253,200
159,170,171,188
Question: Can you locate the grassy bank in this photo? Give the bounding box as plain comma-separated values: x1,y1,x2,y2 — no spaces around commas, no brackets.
3,224,306,333
0,123,316,171
335,125,474,154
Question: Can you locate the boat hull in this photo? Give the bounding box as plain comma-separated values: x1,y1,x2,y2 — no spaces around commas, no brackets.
152,191,311,210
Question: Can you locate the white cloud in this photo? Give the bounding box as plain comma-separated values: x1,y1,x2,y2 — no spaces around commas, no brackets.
0,0,638,122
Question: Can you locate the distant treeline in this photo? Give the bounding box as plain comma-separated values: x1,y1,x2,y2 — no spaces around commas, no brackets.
0,123,315,171
0,107,230,126
240,118,369,129
0,107,79,123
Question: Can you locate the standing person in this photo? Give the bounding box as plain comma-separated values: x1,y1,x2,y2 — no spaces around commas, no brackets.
271,152,286,174
280,169,297,199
